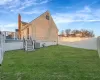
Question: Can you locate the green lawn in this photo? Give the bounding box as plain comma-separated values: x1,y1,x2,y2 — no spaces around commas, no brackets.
0,45,100,80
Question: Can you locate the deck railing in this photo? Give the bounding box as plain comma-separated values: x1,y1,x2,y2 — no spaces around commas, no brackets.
23,37,34,51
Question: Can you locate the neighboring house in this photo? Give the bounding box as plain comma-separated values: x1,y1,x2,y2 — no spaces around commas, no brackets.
2,31,16,39
75,33,82,37
18,11,58,42
58,33,82,37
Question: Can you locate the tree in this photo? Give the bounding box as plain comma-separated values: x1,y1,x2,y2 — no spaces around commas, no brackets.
60,30,65,36
65,29,71,37
60,29,95,37
87,30,95,37
81,29,87,37
71,30,80,37
81,29,95,37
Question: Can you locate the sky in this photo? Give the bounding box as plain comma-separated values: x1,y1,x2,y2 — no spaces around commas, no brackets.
0,0,100,36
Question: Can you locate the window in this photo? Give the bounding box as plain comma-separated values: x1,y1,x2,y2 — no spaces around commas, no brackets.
46,15,49,20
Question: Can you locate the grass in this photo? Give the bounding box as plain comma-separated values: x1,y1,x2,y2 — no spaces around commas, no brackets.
0,45,100,80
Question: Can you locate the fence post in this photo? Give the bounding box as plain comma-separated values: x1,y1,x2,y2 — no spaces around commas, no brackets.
97,36,100,57
25,40,27,51
32,40,34,50
0,33,5,65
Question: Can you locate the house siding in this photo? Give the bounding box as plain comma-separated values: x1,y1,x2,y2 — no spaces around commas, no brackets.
20,11,58,42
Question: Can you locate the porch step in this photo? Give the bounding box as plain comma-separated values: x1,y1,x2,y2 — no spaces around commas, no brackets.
24,39,34,51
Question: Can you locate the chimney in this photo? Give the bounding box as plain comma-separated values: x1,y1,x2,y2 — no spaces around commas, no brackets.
18,14,21,39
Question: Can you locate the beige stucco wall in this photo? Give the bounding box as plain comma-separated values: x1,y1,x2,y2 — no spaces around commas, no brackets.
21,22,27,39
21,24,32,39
21,11,58,41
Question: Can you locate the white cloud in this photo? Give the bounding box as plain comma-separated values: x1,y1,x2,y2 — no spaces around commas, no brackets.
53,6,100,24
0,0,20,7
19,0,50,10
0,0,50,10
39,0,50,4
21,9,46,14
0,23,17,31
93,9,100,17
0,0,13,5
4,23,17,28
1,0,50,15
10,7,47,15
77,6,91,13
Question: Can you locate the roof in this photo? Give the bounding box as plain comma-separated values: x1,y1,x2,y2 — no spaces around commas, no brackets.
21,11,58,31
58,35,66,37
21,21,28,25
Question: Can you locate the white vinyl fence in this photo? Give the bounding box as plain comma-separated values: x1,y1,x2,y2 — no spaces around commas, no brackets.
0,34,5,64
59,38,97,50
97,36,100,57
4,42,23,51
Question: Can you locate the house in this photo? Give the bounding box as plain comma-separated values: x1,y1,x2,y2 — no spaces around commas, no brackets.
2,31,16,39
18,11,58,42
75,33,82,37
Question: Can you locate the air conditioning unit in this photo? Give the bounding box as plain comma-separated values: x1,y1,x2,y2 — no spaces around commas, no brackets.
34,42,40,49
